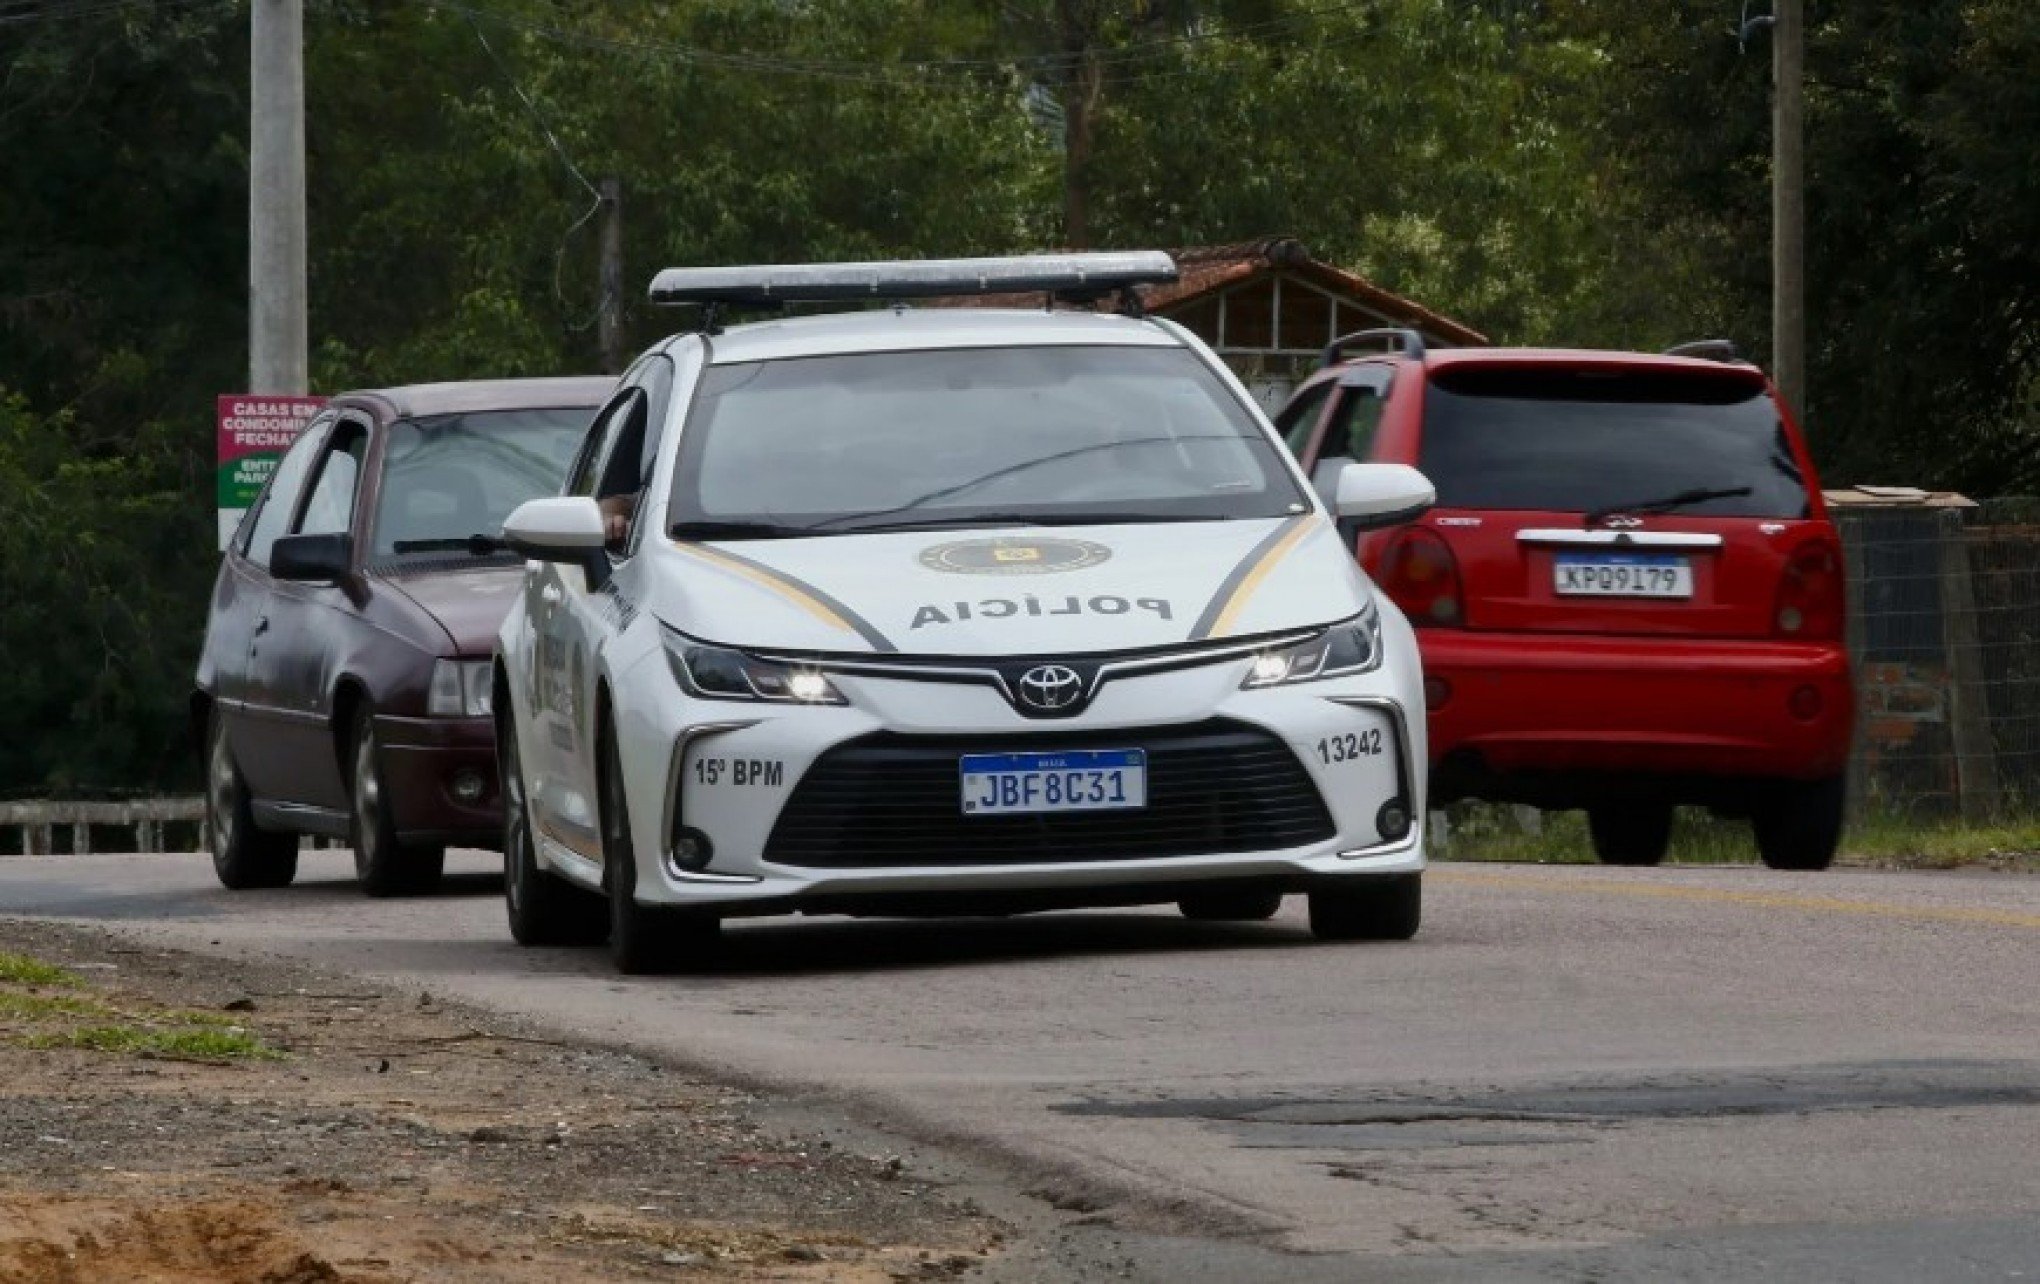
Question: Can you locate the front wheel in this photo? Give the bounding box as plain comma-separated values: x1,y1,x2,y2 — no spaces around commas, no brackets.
205,713,298,890
1752,776,1844,871
1587,803,1673,866
601,729,718,974
349,707,445,897
1308,874,1421,942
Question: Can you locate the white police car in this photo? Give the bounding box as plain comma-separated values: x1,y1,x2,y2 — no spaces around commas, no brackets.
493,253,1435,972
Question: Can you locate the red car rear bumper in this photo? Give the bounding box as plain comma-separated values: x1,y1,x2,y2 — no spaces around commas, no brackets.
1420,630,1853,805
375,714,502,848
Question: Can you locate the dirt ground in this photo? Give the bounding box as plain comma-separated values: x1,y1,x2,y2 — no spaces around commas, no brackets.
0,918,1004,1284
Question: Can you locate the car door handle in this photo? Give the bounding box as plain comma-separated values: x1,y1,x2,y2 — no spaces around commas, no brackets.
253,617,270,636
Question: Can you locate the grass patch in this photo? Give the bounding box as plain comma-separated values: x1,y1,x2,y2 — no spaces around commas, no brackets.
0,991,117,1021
21,1025,278,1062
0,952,79,987
1434,804,2040,868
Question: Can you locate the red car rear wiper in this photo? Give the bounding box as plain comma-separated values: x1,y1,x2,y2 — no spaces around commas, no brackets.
1584,485,1753,528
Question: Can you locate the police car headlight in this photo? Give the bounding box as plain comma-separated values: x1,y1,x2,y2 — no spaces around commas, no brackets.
428,659,493,716
663,629,845,705
1240,609,1381,689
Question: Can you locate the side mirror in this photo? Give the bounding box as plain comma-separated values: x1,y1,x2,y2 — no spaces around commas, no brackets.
270,532,353,582
1333,463,1434,530
502,496,610,588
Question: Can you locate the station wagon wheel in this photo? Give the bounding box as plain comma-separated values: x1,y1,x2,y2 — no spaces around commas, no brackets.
500,700,605,946
1307,873,1421,942
601,728,718,975
348,706,446,897
1587,803,1673,866
205,712,298,890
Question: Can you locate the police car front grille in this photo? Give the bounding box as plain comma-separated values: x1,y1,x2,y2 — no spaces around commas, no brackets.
763,720,1334,868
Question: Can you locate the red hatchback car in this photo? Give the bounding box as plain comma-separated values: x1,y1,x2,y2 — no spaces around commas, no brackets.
1277,332,1852,869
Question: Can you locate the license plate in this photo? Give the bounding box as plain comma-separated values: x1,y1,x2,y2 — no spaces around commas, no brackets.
1554,553,1693,598
959,749,1147,816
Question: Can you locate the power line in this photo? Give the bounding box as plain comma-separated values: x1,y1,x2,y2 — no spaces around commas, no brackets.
460,8,608,332
426,0,1365,87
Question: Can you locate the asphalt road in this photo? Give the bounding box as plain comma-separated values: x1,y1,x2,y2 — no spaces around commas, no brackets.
3,850,2038,1281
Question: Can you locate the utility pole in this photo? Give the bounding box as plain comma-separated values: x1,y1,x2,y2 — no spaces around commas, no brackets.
249,0,308,395
1055,0,1102,249
598,177,625,375
1772,0,1805,418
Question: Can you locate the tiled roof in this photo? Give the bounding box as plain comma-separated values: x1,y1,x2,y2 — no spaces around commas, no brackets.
927,237,1487,347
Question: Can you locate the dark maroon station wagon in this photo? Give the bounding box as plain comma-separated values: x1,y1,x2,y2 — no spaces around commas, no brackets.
195,378,609,895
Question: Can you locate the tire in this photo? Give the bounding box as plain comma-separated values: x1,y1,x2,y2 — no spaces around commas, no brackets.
601,729,718,975
1753,776,1844,871
1587,803,1673,867
500,702,606,946
348,706,445,897
205,712,298,890
1308,874,1421,942
1178,889,1284,922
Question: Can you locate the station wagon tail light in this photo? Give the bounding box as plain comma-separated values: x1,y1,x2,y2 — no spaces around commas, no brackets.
663,627,845,705
1378,528,1463,628
1774,540,1845,640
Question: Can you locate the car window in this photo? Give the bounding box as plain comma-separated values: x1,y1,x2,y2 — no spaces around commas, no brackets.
1419,367,1810,517
296,422,367,537
593,391,650,504
371,407,591,560
670,345,1307,531
244,418,330,569
567,392,637,499
1275,382,1332,455
1321,387,1387,463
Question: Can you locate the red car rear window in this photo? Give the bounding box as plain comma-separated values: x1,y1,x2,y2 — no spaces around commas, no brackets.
1418,367,1811,518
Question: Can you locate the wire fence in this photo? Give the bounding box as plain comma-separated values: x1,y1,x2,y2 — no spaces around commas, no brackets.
1841,498,2040,822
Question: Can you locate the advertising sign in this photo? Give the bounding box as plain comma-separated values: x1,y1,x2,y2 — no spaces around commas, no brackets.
216,394,327,548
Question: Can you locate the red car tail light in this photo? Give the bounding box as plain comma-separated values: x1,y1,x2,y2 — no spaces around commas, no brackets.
1774,540,1845,641
1380,528,1464,628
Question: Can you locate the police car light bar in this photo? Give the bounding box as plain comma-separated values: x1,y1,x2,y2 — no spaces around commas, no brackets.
648,251,1178,308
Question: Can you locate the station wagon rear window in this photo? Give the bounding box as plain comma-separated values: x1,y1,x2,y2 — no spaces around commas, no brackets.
1418,368,1811,518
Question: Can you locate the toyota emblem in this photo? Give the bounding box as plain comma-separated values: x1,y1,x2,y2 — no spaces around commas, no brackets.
1015,664,1083,713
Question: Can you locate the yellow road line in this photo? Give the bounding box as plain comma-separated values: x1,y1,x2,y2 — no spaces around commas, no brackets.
1431,867,2040,931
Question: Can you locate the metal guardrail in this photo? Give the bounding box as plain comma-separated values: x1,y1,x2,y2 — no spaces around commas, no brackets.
0,798,205,855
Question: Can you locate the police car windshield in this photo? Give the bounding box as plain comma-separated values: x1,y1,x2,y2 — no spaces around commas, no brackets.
669,346,1305,534
373,409,590,560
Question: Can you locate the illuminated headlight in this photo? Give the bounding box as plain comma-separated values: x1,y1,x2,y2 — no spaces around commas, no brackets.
663,629,845,705
428,659,493,716
1240,608,1381,689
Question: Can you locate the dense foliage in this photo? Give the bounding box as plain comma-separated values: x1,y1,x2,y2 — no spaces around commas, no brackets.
1,0,2034,791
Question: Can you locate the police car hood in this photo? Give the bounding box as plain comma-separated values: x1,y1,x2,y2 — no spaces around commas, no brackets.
659,517,1368,657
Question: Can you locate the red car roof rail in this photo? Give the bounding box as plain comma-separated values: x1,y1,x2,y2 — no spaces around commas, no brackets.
1322,327,1426,368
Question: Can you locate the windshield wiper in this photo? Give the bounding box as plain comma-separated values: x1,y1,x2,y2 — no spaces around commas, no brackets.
831,512,1222,535
668,519,811,541
1584,485,1754,528
390,534,506,555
